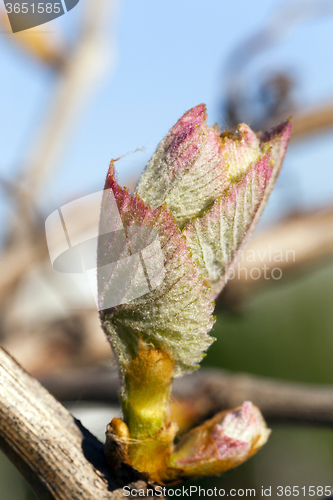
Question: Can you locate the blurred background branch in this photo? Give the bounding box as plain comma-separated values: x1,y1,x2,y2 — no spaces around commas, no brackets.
0,0,333,408
1,0,333,403
1,0,333,496
217,206,333,310
21,0,118,197
38,365,333,428
0,0,119,368
291,104,333,140
223,0,333,131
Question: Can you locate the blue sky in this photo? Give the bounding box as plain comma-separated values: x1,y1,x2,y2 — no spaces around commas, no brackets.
1,0,333,231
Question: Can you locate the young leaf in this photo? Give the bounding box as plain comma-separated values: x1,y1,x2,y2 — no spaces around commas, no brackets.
98,164,215,377
184,154,272,298
135,104,230,228
185,120,292,299
168,402,270,481
99,107,291,484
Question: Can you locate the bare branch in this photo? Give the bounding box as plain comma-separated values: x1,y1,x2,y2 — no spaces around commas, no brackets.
22,0,119,196
0,232,48,300
39,366,333,428
216,207,333,309
291,103,333,140
0,0,120,306
172,369,333,428
0,347,166,500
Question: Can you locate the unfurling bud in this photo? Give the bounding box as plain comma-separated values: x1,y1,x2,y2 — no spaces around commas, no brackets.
99,104,291,484
167,402,270,482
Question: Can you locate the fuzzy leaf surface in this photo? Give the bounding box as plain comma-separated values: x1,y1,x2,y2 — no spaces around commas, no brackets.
98,164,215,376
136,105,231,228
168,402,270,481
185,120,292,298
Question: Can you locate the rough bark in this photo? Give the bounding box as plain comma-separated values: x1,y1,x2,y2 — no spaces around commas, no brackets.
0,347,165,500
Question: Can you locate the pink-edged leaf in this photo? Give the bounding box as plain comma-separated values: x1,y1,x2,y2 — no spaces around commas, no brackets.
98,163,215,376
185,154,272,298
185,120,292,299
220,123,261,182
169,402,270,480
135,104,231,228
252,119,292,228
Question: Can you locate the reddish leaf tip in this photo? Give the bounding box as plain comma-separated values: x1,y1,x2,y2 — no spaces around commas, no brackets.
260,118,292,143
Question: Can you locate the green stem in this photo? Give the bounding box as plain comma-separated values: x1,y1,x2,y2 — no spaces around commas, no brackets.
119,344,177,481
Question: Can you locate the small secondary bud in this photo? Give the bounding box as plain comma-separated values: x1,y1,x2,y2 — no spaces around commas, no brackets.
168,402,270,481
